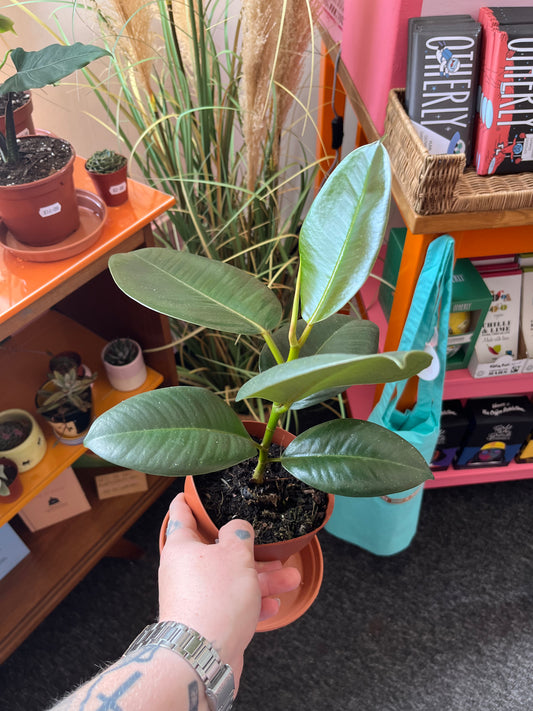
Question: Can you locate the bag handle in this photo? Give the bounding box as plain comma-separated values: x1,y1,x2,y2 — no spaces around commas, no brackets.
372,235,455,416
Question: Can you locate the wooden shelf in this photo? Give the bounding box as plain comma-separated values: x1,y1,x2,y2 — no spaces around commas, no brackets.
0,164,177,662
0,310,164,526
0,468,172,663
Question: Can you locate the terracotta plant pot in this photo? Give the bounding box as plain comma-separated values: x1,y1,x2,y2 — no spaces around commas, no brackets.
182,420,334,562
86,165,129,207
0,136,79,247
0,92,35,137
0,457,23,503
101,339,147,392
0,409,47,472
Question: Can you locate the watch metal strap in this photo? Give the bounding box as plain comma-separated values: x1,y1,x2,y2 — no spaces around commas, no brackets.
124,621,235,711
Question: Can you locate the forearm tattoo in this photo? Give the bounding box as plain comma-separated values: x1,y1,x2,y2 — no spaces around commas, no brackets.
48,646,201,710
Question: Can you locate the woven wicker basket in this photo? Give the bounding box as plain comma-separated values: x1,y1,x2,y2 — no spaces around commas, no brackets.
383,89,533,215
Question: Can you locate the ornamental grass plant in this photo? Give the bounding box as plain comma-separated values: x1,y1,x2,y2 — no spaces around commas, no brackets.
10,0,325,414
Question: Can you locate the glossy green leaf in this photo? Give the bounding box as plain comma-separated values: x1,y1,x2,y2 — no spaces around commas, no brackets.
299,142,391,324
84,387,257,476
109,249,282,335
237,350,431,407
0,43,111,94
281,419,432,496
259,315,379,370
260,316,379,408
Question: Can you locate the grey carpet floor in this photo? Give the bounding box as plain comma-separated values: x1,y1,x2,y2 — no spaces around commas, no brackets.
2,476,533,711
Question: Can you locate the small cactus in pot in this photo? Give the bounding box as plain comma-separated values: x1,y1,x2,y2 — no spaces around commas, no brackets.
102,338,146,392
103,338,139,366
85,149,129,206
85,149,127,174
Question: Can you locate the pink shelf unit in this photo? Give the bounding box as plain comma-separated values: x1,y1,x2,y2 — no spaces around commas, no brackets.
346,266,533,489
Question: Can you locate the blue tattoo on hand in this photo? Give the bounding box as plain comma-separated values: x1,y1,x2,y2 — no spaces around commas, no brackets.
235,529,251,540
166,519,182,537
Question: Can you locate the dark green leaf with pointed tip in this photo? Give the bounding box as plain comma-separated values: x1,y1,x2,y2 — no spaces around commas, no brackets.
299,142,391,325
237,350,431,407
0,43,111,94
109,249,282,335
281,419,433,496
84,387,257,476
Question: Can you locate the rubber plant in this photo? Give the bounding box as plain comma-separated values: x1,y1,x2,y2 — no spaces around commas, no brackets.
85,142,433,507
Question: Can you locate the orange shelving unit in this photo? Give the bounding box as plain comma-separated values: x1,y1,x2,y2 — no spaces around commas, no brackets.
0,162,178,662
318,30,533,489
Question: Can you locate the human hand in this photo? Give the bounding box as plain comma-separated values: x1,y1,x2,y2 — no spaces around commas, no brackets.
158,492,301,684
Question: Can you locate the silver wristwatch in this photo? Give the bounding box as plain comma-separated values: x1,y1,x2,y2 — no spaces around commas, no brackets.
124,621,235,711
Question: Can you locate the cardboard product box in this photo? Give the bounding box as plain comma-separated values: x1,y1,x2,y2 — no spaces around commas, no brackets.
0,523,30,580
454,395,533,469
378,229,492,369
468,266,523,376
430,399,469,471
18,467,91,532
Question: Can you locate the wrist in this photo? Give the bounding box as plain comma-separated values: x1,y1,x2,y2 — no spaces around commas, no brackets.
124,621,235,711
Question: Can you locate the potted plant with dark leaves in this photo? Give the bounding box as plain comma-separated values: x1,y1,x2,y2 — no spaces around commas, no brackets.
102,337,147,391
85,142,433,571
85,149,128,206
36,366,97,445
0,457,21,503
0,15,34,140
0,15,110,247
0,408,46,472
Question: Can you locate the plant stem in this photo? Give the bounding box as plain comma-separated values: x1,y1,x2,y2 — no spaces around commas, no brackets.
252,403,287,484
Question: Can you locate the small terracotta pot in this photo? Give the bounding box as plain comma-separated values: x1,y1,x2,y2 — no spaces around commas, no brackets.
0,409,46,473
0,137,79,246
86,165,129,207
0,457,22,503
170,420,334,562
101,340,147,392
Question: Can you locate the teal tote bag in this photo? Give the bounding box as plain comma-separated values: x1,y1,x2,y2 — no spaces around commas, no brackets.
325,235,455,555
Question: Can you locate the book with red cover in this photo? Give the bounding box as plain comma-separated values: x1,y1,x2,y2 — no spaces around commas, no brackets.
474,7,533,175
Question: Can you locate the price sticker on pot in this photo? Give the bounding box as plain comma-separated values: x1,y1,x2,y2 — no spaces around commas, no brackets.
39,202,62,218
110,181,127,195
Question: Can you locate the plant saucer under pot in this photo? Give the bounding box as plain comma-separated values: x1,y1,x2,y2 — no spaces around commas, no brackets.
158,420,333,631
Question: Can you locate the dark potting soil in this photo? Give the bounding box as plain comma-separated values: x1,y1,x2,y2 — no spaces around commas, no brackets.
0,135,72,186
196,444,329,544
0,91,30,113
